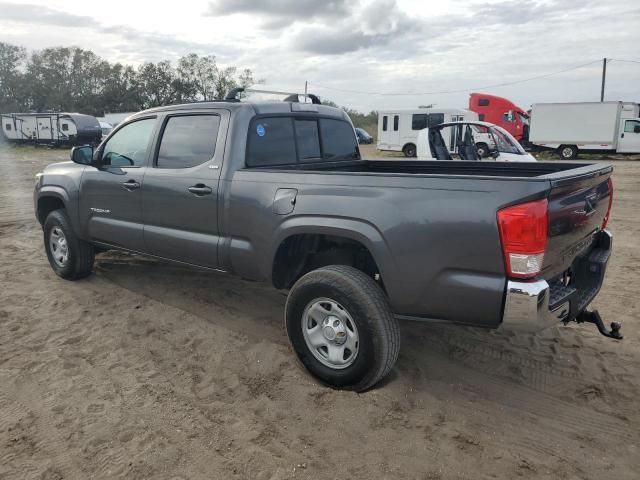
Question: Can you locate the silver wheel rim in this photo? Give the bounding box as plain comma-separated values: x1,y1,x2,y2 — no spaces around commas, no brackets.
49,227,69,267
302,298,359,370
562,147,573,158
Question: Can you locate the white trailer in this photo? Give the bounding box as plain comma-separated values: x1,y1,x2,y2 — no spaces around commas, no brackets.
528,101,640,159
1,112,102,146
377,107,478,157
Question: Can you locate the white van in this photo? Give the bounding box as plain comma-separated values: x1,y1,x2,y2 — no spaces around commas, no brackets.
377,108,478,157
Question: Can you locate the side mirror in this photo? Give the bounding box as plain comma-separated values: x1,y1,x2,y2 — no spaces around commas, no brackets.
634,125,640,134
70,145,94,165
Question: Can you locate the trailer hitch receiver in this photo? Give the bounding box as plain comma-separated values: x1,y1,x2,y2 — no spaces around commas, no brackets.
573,310,622,340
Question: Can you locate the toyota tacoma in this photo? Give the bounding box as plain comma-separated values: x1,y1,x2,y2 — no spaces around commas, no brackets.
34,93,617,391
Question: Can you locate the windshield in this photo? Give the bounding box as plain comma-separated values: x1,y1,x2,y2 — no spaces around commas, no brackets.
517,112,529,126
489,125,526,154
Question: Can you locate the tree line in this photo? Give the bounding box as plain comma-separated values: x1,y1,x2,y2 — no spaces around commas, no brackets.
0,41,378,136
0,42,257,116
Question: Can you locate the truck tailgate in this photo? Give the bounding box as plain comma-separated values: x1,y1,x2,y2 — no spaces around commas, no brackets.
542,164,613,280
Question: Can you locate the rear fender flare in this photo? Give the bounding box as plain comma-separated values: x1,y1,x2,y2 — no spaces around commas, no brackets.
268,215,397,293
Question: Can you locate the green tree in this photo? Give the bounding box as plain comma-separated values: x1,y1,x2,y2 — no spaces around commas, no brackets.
0,42,261,115
136,61,184,108
0,42,27,112
177,53,216,101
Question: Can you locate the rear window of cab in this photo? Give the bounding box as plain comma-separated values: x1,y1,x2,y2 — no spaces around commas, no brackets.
246,116,359,167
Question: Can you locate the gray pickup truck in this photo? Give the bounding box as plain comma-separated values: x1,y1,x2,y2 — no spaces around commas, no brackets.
34,96,617,391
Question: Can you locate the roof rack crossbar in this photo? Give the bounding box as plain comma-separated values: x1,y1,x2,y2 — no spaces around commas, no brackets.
224,87,321,104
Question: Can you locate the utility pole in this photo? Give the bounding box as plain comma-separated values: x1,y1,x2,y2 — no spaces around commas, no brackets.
304,81,308,103
600,58,607,102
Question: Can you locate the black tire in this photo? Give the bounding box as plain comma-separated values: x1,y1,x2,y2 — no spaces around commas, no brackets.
402,143,416,157
476,142,489,158
558,145,578,160
43,209,95,280
285,265,400,392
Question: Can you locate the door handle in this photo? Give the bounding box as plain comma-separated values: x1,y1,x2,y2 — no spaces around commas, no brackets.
122,180,140,191
188,184,213,196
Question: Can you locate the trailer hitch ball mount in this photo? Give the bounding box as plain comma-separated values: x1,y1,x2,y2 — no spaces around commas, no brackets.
573,310,623,340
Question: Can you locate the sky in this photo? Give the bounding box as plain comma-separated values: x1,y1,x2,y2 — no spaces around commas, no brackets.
0,0,638,112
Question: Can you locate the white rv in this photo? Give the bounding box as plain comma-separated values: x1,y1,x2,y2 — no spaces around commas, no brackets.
1,112,102,146
528,101,640,159
377,107,478,157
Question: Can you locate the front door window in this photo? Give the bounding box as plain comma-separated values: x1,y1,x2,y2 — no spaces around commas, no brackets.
102,118,156,168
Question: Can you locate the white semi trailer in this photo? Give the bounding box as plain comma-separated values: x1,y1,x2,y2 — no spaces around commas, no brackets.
528,101,640,159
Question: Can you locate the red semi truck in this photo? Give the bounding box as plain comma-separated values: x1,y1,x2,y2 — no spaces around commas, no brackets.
469,93,530,142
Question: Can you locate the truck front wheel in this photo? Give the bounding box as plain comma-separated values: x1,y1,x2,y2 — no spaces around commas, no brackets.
285,265,400,392
558,145,578,160
44,209,95,280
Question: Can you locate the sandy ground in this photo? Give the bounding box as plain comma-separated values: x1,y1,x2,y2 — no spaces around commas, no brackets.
0,142,639,480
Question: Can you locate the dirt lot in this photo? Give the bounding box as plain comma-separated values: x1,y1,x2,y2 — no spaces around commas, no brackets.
1,143,639,480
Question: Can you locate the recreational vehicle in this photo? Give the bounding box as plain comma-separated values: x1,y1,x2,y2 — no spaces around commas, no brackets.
377,108,478,157
1,113,102,146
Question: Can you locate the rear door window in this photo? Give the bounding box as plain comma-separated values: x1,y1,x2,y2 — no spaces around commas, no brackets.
319,118,359,161
156,115,220,169
247,117,297,167
295,119,322,162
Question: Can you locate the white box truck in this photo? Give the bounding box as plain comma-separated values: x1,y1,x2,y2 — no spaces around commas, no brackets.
377,108,478,157
528,101,640,159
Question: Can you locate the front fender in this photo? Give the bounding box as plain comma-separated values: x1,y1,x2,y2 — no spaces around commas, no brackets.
36,186,81,235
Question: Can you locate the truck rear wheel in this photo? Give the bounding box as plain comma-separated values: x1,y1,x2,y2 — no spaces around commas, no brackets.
558,145,578,160
285,265,400,392
44,209,95,280
402,143,416,157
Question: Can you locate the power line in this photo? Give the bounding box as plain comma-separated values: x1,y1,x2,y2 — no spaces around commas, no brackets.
309,59,604,96
609,59,640,65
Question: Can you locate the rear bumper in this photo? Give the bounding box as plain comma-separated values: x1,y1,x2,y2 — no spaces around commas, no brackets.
501,230,612,332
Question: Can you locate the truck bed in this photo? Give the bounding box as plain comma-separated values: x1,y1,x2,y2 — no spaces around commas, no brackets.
288,159,609,179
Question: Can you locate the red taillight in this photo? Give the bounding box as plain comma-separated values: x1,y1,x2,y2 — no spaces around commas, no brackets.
497,199,548,279
601,177,613,230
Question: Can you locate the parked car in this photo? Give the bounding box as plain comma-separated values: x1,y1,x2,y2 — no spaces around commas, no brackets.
34,97,618,392
355,127,373,144
377,107,477,157
417,121,536,162
528,101,640,159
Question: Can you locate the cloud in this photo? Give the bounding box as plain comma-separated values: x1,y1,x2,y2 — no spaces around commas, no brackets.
290,0,423,55
205,0,349,28
471,0,592,26
0,2,236,60
0,3,101,28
